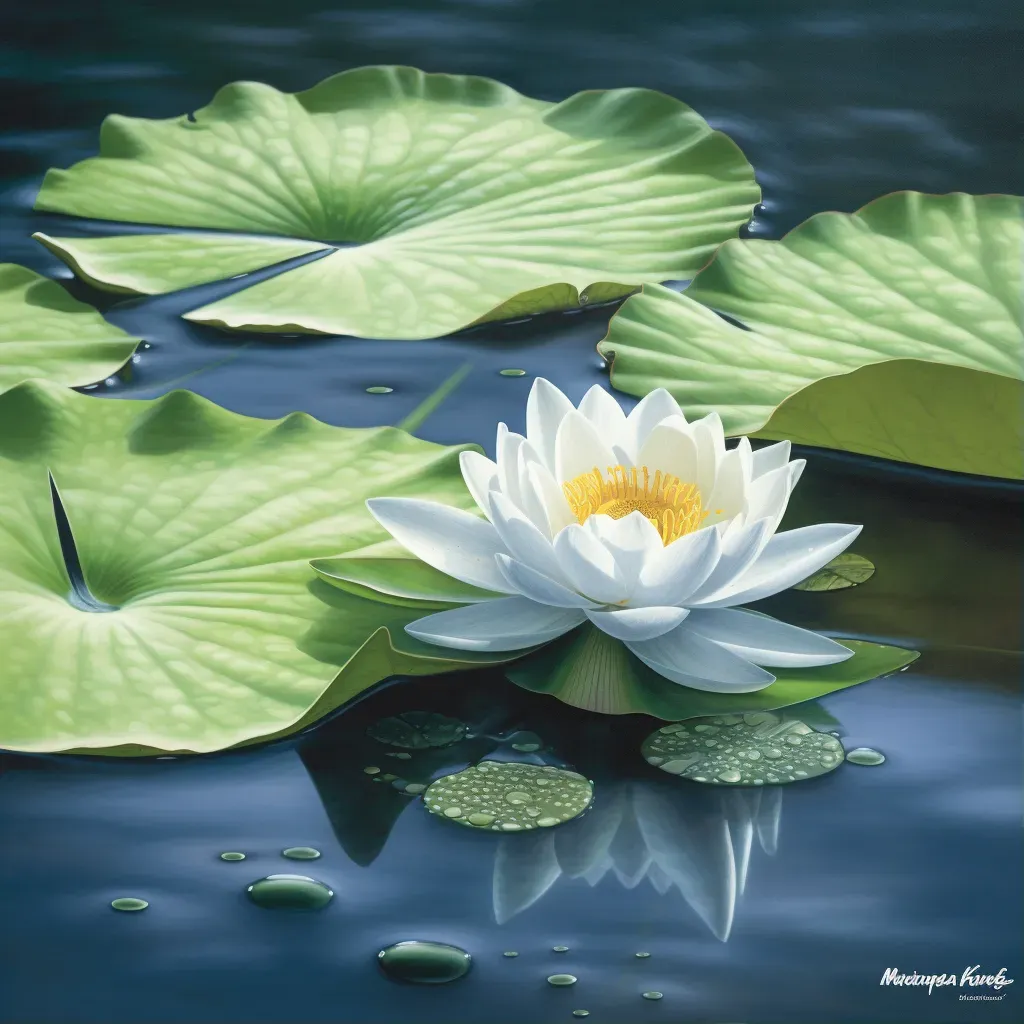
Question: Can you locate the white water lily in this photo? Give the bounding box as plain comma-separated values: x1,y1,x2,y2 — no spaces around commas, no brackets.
368,379,861,693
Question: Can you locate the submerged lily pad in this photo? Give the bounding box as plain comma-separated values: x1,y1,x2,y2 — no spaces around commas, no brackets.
424,762,593,831
599,192,1024,478
33,65,759,340
507,622,918,719
793,553,876,592
641,712,845,785
366,711,468,750
0,381,516,755
0,264,139,393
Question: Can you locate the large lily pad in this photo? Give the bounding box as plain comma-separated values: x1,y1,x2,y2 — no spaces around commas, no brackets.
507,622,918,720
598,192,1024,478
0,264,139,393
0,381,514,755
33,65,759,339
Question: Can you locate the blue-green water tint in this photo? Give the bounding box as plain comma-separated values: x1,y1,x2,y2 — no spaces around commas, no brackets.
0,0,1021,1022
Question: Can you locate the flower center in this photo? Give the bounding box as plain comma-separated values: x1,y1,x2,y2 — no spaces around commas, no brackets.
562,464,706,545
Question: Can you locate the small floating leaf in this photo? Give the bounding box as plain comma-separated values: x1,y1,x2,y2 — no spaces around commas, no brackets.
367,711,468,749
219,851,246,862
793,553,876,592
641,712,846,785
424,762,593,831
547,974,577,987
365,386,393,394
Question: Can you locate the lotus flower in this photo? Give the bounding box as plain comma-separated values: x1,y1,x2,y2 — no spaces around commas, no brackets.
493,780,782,940
368,379,860,693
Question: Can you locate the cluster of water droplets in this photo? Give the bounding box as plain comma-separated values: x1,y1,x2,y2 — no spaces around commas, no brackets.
642,711,846,785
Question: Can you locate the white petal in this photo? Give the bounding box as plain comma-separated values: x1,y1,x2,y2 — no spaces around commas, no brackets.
405,597,584,652
496,554,598,609
366,497,515,593
514,445,556,534
579,385,630,461
624,388,684,459
685,608,854,667
555,410,617,485
459,450,498,517
587,605,689,642
553,524,630,605
627,623,776,692
751,440,791,479
704,446,748,525
691,411,725,503
636,419,699,487
526,378,575,474
488,491,564,581
685,518,772,604
526,462,577,536
743,463,797,530
496,423,525,509
635,525,722,606
693,523,863,608
587,510,663,593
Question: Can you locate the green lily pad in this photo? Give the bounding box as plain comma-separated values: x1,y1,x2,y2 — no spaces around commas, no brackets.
0,381,516,755
424,762,593,831
598,192,1024,478
0,264,139,393
641,712,846,785
793,553,876,592
506,622,918,720
33,65,759,340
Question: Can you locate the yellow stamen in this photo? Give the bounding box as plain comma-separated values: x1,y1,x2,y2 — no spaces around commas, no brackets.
562,464,706,546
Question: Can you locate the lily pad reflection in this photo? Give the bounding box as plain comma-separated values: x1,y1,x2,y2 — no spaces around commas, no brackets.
367,711,468,750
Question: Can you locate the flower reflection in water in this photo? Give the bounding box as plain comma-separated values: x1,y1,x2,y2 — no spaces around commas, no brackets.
493,779,782,941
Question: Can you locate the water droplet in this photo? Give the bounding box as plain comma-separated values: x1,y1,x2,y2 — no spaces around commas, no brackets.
846,747,886,766
363,766,381,775
468,812,496,826
246,874,334,910
717,769,742,783
499,368,527,377
386,751,412,760
444,806,464,818
365,386,393,394
282,847,321,861
553,945,570,952
635,951,651,958
642,991,664,1000
785,735,803,746
578,292,590,305
502,951,519,958
403,783,426,795
377,940,472,984
572,1011,590,1018
219,851,246,861
110,897,148,912
547,974,578,987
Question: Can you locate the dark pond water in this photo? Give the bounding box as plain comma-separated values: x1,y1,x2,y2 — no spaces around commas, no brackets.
0,1,1022,1022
